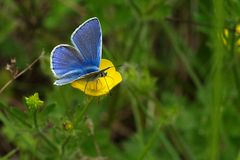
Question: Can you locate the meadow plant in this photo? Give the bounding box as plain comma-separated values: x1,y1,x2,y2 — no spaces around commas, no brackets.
0,0,240,160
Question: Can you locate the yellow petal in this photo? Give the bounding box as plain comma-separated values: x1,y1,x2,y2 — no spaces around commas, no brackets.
224,29,229,37
236,39,240,46
236,24,240,35
221,34,228,46
71,59,122,96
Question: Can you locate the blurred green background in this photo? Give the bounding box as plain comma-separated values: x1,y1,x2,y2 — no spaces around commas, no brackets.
0,0,240,159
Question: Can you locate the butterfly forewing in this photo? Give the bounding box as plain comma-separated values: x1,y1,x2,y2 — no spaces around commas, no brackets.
71,17,102,68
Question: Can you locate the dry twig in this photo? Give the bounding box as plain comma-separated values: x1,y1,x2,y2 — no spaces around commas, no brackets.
0,52,44,94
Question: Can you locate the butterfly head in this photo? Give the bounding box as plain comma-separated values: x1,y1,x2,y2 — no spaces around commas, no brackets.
99,71,107,77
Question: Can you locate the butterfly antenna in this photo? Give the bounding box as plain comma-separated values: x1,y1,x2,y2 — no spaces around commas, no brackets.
115,64,123,69
101,64,123,71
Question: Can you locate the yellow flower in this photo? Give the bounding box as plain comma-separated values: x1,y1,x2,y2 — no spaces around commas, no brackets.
63,120,73,131
222,28,229,46
222,24,240,47
236,24,240,46
71,59,122,96
237,39,240,46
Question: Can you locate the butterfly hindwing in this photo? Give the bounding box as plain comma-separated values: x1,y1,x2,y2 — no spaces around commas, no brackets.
54,73,83,86
71,17,102,68
50,44,99,85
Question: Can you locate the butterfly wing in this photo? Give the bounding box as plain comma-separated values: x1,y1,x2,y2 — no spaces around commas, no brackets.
50,44,99,85
71,17,102,68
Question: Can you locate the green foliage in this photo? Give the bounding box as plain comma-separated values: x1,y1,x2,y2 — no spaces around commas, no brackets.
0,0,240,159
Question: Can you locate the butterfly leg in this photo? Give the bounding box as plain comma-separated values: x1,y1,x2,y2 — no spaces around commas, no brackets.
96,79,100,103
84,80,89,94
103,76,111,96
96,79,98,91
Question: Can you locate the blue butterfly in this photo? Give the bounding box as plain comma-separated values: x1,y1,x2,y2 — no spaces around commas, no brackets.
50,17,104,86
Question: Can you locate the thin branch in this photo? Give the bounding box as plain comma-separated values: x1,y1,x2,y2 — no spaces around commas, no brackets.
128,0,142,17
0,52,44,94
1,148,19,160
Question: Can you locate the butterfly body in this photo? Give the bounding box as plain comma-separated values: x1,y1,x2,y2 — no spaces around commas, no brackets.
81,67,109,81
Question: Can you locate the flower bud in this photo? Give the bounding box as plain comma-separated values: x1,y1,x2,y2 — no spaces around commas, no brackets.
25,93,44,111
63,120,73,131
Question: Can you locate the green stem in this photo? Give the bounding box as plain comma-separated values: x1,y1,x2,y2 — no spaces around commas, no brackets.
74,98,93,124
128,0,142,17
131,99,144,146
60,135,71,158
38,132,59,152
139,119,163,160
167,126,195,160
5,106,32,128
159,133,181,160
161,22,202,90
91,133,102,156
127,84,188,159
33,111,39,130
33,111,59,152
229,25,240,97
126,85,145,152
125,21,144,60
209,0,225,159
